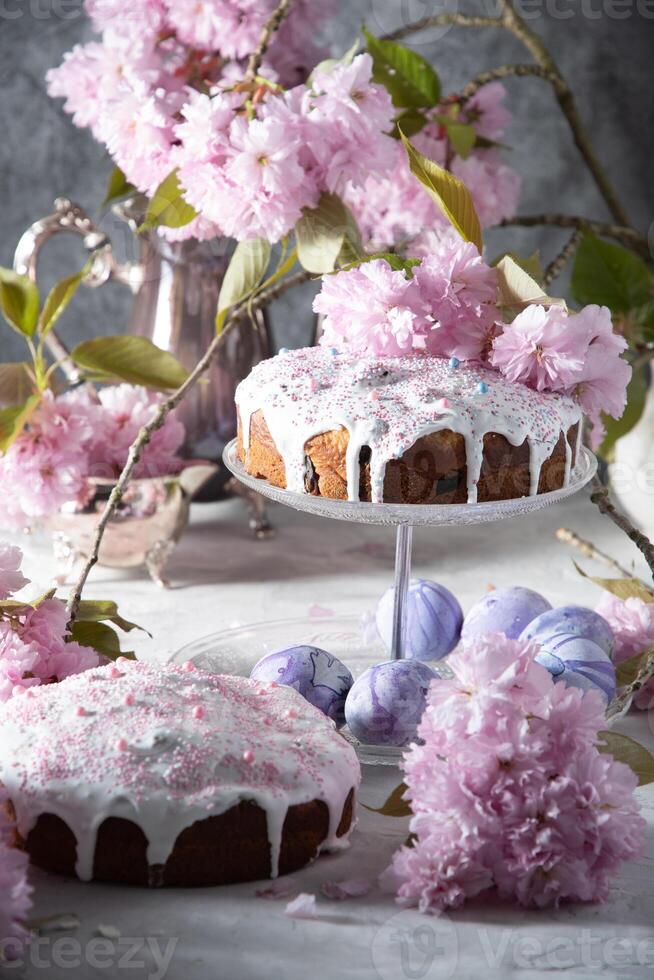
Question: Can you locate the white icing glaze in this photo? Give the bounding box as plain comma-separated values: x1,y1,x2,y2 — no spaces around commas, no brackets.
0,661,360,882
236,348,582,504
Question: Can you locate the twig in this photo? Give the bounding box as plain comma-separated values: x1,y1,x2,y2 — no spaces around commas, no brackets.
387,0,631,226
499,214,650,260
542,229,582,286
461,64,558,101
555,527,638,581
66,269,310,622
589,476,654,582
244,0,294,82
384,14,502,40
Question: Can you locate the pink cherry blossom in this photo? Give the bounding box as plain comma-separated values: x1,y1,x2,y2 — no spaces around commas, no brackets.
386,632,645,914
0,545,28,601
464,82,513,141
451,152,522,229
595,592,654,663
490,304,589,391
0,794,32,958
314,259,429,356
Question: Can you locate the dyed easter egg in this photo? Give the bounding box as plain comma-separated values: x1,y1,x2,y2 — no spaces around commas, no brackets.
344,660,436,746
535,635,616,703
461,587,552,642
376,579,463,662
521,605,615,658
250,646,353,725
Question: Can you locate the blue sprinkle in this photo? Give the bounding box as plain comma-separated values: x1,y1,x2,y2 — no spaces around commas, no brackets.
329,347,340,356
279,347,289,354
477,381,489,395
448,357,460,369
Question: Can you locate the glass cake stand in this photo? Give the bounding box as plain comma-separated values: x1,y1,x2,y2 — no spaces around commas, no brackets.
181,440,597,763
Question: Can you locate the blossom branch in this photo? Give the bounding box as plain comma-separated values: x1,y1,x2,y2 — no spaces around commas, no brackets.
66,269,310,622
244,0,294,83
542,229,582,286
555,527,639,581
589,476,654,582
499,214,650,260
387,0,630,226
461,64,558,101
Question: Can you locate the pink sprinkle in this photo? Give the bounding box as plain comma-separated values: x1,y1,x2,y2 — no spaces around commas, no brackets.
76,707,87,717
182,661,195,673
285,708,298,719
369,390,381,401
193,706,205,720
124,694,135,706
25,689,35,699
116,739,128,752
243,750,255,764
436,397,451,410
109,666,122,679
309,378,318,393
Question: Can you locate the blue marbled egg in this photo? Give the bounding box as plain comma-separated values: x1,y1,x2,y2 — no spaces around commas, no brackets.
462,587,552,642
250,646,353,725
521,605,615,658
376,579,463,662
535,635,616,703
344,660,436,746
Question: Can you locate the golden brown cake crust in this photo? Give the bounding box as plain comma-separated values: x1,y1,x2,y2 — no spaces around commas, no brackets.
238,409,579,505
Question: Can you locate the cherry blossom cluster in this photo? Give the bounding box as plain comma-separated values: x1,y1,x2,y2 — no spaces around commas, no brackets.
0,386,185,530
0,545,99,702
595,592,654,709
383,633,645,913
344,83,521,250
314,243,631,445
0,790,32,959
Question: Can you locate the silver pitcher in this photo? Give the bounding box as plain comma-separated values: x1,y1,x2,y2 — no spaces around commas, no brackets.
13,196,273,535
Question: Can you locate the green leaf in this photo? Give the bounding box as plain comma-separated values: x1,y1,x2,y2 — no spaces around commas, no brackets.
216,238,272,334
38,268,85,338
400,131,483,252
436,116,476,159
361,781,411,817
392,108,428,139
571,234,653,314
364,28,440,108
0,395,41,453
102,166,136,208
573,563,654,603
308,39,359,83
492,250,543,284
140,170,198,232
0,268,40,338
70,336,189,391
68,621,132,660
598,731,654,786
0,363,33,407
75,599,149,635
598,362,647,461
336,252,421,277
495,255,565,313
616,648,654,687
296,192,358,274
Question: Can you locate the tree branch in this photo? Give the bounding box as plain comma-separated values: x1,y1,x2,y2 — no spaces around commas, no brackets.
244,0,294,82
542,229,582,286
555,527,639,581
499,214,650,260
589,476,654,582
66,268,310,621
461,63,558,101
387,0,631,226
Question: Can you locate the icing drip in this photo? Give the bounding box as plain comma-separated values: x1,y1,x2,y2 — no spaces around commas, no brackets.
0,662,360,882
236,348,583,504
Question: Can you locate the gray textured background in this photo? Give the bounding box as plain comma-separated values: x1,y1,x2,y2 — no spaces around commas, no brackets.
1,0,653,361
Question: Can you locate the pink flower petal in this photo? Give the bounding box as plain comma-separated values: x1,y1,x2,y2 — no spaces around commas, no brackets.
322,878,371,900
284,893,317,919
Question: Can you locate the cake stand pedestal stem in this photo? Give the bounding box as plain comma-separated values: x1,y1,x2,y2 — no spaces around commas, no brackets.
391,524,413,660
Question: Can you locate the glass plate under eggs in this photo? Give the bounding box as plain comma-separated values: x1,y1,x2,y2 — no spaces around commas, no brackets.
171,613,453,766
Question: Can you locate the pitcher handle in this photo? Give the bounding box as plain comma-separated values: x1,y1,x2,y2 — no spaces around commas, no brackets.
13,198,134,382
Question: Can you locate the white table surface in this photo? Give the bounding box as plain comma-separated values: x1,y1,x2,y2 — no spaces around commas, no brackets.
6,488,654,980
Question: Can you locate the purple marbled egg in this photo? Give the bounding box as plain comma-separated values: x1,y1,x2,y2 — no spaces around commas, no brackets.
344,660,436,746
462,587,552,642
521,605,615,658
376,579,463,662
250,646,353,724
535,635,616,703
